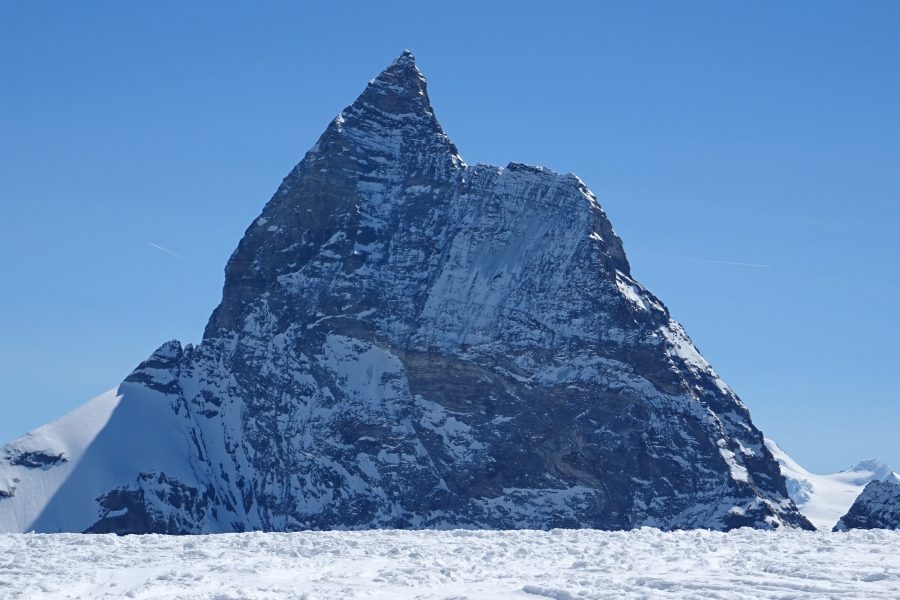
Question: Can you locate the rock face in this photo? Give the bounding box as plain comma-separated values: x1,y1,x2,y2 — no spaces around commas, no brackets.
834,480,900,531
0,51,812,533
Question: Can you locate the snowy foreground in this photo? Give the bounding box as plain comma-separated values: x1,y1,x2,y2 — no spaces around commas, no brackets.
2,529,899,599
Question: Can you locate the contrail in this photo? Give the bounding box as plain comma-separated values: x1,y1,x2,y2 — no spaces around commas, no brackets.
148,242,195,264
660,256,771,268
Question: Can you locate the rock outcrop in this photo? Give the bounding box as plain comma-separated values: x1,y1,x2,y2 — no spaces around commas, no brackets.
834,480,900,531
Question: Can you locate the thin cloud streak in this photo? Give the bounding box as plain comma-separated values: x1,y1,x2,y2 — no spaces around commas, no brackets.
660,256,771,269
148,242,195,264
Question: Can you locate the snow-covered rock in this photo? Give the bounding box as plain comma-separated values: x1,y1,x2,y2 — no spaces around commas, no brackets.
765,438,900,531
0,51,812,533
834,479,900,531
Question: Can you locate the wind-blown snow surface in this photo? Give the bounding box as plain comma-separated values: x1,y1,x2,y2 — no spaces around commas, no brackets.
765,439,900,531
1,529,898,599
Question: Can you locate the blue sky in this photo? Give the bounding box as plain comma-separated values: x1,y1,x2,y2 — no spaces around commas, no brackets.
1,1,897,473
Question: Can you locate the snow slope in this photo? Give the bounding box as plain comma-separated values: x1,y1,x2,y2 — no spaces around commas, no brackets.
0,529,897,599
0,384,198,533
0,390,120,532
765,438,900,531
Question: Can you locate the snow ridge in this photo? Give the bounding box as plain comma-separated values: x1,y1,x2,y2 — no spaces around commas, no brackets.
765,438,900,531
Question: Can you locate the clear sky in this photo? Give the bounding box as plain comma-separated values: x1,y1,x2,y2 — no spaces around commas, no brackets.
1,1,898,474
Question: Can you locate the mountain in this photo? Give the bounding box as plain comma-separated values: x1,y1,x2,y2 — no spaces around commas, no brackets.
0,51,812,534
834,479,900,531
765,438,900,531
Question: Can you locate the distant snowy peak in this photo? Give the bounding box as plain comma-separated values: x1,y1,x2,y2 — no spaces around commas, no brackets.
844,459,900,486
764,438,899,531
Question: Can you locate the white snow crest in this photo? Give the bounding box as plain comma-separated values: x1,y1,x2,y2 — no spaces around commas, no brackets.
615,271,648,312
660,320,733,397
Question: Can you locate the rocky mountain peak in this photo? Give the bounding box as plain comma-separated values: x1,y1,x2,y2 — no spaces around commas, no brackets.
309,49,461,169
203,53,462,339
2,51,813,534
394,49,417,66
364,49,428,107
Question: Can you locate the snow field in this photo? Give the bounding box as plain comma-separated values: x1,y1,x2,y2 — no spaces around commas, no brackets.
765,438,900,531
1,528,898,599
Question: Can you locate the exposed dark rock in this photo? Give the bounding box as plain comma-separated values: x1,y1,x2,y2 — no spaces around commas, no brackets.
834,480,900,531
86,472,216,535
6,450,67,469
